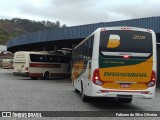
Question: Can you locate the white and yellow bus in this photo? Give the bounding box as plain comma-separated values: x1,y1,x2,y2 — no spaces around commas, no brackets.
13,51,71,79
72,27,157,103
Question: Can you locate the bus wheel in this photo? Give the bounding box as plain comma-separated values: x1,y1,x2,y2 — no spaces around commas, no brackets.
75,88,79,93
73,80,79,93
117,98,132,103
81,82,89,102
44,72,49,80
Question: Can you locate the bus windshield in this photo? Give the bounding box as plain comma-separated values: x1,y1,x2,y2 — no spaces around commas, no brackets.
99,30,152,56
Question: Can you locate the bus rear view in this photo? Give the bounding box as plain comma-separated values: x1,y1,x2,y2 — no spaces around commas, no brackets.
72,27,157,103
96,27,157,102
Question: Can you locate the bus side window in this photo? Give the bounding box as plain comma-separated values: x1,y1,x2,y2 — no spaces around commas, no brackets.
39,56,44,62
46,55,53,63
49,56,53,62
57,56,60,63
75,49,78,62
60,56,63,63
77,47,80,62
72,51,75,63
90,36,94,58
87,38,91,59
85,35,94,60
80,45,83,61
87,39,90,59
83,42,87,60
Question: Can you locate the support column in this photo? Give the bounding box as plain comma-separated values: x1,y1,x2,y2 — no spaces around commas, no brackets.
54,46,58,52
72,44,76,52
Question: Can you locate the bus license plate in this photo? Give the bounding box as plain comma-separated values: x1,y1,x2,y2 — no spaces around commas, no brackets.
120,84,130,88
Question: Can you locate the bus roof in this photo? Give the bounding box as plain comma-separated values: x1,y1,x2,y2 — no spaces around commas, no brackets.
14,51,67,56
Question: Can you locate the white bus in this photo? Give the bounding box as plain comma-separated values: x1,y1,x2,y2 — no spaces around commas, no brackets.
13,51,71,79
72,27,157,103
2,59,13,69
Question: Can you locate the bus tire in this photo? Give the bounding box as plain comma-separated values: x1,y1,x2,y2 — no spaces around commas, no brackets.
81,82,89,102
44,71,50,80
73,80,79,93
117,98,132,103
75,88,79,93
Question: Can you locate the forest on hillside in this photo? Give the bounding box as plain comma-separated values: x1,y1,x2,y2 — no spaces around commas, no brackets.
0,18,67,45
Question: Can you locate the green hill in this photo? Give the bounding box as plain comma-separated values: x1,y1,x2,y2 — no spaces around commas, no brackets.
0,18,67,45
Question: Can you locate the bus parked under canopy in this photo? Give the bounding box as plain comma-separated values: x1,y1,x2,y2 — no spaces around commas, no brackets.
13,51,71,79
72,27,157,103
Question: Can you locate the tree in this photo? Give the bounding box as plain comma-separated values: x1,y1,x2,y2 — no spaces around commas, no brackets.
55,21,60,28
61,24,67,28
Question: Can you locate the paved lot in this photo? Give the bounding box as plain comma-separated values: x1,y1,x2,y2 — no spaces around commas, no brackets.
0,68,160,119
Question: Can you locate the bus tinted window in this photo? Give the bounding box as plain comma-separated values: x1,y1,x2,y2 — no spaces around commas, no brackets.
99,30,152,53
30,54,45,62
30,54,70,63
73,35,94,62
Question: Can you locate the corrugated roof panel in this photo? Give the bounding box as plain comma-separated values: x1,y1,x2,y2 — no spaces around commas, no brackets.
7,16,160,50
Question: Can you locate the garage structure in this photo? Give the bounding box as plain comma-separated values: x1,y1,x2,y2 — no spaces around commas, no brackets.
7,16,160,82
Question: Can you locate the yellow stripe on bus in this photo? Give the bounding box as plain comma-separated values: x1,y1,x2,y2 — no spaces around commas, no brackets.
99,56,153,83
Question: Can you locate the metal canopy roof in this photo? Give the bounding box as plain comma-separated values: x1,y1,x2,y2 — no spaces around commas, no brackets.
7,16,160,52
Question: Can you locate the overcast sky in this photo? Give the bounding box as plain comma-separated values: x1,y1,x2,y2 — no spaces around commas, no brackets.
0,0,160,26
